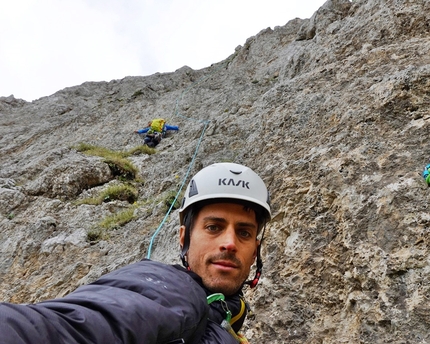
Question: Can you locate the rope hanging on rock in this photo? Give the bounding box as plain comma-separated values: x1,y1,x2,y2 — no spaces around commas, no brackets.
146,61,229,259
146,121,209,259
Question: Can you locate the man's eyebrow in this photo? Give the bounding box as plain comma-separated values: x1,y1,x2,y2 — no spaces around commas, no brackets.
202,216,227,223
202,216,257,229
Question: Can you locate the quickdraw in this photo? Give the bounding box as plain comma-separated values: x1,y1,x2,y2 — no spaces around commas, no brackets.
207,293,249,344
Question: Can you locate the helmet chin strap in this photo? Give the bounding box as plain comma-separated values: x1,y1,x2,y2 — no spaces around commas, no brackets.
245,244,263,288
180,227,190,269
244,225,266,288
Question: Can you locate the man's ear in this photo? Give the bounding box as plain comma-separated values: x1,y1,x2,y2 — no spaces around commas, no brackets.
179,225,186,248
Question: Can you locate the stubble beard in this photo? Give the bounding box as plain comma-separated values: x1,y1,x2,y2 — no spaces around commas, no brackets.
202,252,249,296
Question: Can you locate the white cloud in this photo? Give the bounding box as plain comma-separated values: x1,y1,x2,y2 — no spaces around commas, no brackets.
0,0,326,101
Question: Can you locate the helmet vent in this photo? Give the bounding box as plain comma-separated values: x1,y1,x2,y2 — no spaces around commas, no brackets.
188,179,198,197
229,169,242,175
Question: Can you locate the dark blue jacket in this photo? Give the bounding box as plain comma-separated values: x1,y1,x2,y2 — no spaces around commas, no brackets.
0,260,246,343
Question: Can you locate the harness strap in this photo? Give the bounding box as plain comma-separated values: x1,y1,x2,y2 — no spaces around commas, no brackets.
229,298,246,326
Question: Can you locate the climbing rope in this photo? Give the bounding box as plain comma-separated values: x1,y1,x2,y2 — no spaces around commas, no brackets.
146,120,209,258
146,60,231,259
167,59,231,124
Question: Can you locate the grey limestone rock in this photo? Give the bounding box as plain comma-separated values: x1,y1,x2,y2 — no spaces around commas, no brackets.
1,0,430,342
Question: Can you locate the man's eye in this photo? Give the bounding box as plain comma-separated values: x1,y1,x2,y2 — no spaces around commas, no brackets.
239,230,252,238
206,225,219,232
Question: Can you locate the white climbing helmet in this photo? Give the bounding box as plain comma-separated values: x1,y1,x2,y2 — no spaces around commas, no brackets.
179,162,271,224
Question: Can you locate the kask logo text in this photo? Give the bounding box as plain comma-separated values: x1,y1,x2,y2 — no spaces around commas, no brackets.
218,178,250,189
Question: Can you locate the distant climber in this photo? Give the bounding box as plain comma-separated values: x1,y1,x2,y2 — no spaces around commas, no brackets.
134,118,179,147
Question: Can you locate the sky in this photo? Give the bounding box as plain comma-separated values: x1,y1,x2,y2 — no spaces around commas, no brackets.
0,0,326,101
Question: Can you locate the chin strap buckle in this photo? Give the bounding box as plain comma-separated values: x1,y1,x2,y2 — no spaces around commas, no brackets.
248,271,261,289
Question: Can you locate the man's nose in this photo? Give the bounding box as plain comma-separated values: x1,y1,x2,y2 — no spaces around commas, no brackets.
219,228,238,252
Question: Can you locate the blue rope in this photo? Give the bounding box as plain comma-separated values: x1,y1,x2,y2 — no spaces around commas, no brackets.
146,120,210,259
146,61,229,259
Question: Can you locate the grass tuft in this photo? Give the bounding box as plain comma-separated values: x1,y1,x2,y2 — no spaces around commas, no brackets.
99,207,136,230
164,190,182,212
86,228,109,242
128,145,156,155
74,143,140,179
104,157,138,180
76,183,138,205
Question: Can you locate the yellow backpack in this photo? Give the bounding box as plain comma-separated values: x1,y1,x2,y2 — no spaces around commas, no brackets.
149,118,166,133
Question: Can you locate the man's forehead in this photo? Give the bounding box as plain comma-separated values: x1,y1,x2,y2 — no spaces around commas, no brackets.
198,202,258,223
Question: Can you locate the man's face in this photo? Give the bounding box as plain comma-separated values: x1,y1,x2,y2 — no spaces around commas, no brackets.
180,202,259,295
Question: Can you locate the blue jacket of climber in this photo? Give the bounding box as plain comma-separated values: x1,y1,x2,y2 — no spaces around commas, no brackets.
134,118,179,135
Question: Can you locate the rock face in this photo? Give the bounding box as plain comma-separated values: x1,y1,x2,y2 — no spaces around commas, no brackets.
1,0,430,342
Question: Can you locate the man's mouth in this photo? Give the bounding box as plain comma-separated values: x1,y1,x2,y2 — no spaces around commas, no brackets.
208,253,242,271
211,260,239,271
212,260,238,269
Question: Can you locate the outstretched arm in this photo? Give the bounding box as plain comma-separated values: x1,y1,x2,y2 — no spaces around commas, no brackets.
164,125,179,131
135,127,150,134
0,260,208,344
